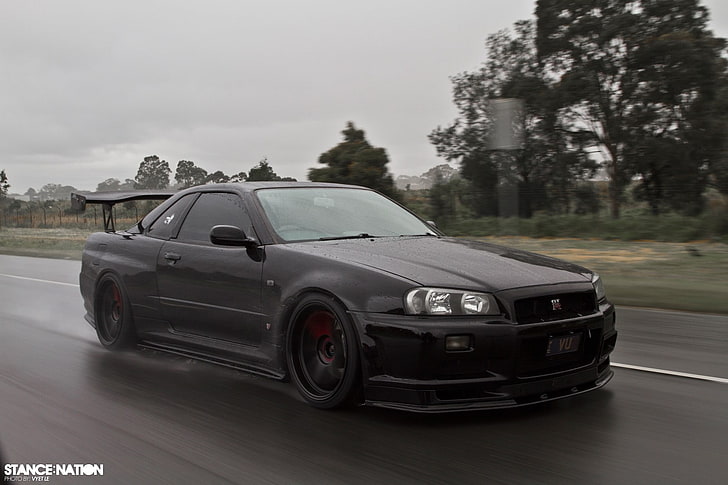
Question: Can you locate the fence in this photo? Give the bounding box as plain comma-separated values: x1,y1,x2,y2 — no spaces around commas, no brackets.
0,204,145,231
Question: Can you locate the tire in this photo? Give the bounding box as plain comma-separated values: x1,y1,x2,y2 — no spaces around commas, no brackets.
94,273,137,350
286,294,361,409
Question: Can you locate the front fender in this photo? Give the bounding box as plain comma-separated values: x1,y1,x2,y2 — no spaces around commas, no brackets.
262,245,416,317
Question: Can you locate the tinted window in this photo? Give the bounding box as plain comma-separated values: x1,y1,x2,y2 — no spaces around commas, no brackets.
177,192,253,244
147,194,197,240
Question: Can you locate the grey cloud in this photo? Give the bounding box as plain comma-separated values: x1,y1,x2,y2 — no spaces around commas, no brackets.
1,0,725,192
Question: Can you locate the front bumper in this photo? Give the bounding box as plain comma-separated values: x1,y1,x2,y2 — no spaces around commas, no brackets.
351,303,617,412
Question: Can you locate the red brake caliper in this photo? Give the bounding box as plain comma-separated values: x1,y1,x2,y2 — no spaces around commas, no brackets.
306,311,336,364
111,284,122,321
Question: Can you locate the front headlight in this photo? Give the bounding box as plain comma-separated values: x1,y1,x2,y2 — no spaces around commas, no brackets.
404,288,500,316
592,273,606,301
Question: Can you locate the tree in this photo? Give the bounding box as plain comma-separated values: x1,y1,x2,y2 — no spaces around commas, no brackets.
430,21,596,217
0,170,9,199
247,158,297,182
204,170,231,184
95,178,135,192
96,178,122,192
37,183,78,201
535,0,727,217
309,122,398,198
230,171,248,183
428,174,471,224
696,73,728,198
134,155,171,189
247,159,278,181
175,160,208,188
612,3,727,215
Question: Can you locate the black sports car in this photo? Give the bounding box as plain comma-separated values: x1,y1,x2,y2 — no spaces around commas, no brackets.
76,182,616,412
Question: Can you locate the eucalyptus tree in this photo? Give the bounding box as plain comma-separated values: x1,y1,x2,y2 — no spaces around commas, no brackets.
430,21,595,217
536,0,727,216
175,160,208,188
134,155,171,190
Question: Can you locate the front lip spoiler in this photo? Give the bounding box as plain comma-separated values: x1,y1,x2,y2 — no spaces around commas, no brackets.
363,369,614,414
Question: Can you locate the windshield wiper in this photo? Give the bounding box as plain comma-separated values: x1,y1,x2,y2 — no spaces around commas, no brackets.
318,233,380,241
399,233,439,237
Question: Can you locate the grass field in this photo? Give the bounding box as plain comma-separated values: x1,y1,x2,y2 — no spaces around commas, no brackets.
0,227,87,260
1,228,726,314
472,236,728,315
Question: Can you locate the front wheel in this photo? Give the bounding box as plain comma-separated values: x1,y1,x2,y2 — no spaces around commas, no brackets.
94,274,137,350
287,294,360,409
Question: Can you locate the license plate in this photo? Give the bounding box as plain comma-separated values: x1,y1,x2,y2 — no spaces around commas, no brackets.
546,333,581,356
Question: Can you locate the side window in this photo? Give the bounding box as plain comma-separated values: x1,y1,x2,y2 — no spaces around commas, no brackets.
147,194,197,240
176,193,254,244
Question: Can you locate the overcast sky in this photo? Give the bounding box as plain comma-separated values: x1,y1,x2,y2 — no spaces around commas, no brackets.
2,0,727,193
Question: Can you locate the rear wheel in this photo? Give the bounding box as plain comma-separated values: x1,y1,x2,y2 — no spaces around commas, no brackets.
95,274,137,350
287,294,360,409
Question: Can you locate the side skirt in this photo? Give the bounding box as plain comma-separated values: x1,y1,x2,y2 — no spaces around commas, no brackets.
138,340,286,381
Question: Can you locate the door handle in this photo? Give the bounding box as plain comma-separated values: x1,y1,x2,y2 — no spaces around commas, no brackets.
164,252,181,262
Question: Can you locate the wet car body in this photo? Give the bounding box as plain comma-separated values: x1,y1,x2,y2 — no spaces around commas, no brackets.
78,182,616,412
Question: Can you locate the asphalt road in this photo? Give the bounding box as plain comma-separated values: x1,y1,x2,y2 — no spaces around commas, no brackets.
1,254,726,484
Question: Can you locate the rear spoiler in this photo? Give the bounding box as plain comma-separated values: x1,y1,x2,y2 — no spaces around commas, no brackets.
71,190,176,232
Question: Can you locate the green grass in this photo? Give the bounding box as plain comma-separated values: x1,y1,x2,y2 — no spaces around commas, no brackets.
473,236,728,314
0,227,87,260
1,228,727,314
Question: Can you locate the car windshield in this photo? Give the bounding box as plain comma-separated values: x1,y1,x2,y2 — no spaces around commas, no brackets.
256,187,437,242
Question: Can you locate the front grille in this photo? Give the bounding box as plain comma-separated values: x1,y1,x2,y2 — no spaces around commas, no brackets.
514,291,597,324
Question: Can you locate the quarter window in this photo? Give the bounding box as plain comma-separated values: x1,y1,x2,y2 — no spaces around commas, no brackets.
147,194,197,240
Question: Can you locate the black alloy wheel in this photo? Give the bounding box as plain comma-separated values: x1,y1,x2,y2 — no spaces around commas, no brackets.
95,274,137,350
287,294,360,409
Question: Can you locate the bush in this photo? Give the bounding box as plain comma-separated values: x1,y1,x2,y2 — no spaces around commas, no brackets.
438,212,728,242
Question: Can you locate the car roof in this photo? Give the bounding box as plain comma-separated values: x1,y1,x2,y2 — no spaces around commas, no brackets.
182,181,367,194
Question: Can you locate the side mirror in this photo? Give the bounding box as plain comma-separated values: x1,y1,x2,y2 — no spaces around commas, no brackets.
210,225,258,247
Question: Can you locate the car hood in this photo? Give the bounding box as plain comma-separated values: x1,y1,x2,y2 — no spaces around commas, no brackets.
286,236,592,292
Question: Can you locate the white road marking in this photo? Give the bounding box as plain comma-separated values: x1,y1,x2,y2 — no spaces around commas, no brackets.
0,273,79,288
612,362,728,384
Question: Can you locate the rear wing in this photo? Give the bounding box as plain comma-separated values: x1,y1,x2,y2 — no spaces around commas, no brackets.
71,190,176,232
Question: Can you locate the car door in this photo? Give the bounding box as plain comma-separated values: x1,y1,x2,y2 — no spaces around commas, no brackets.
156,191,264,346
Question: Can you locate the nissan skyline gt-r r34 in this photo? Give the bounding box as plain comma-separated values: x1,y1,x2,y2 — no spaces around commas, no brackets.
76,182,617,412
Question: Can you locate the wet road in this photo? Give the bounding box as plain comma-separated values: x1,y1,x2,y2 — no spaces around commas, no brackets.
1,255,727,484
